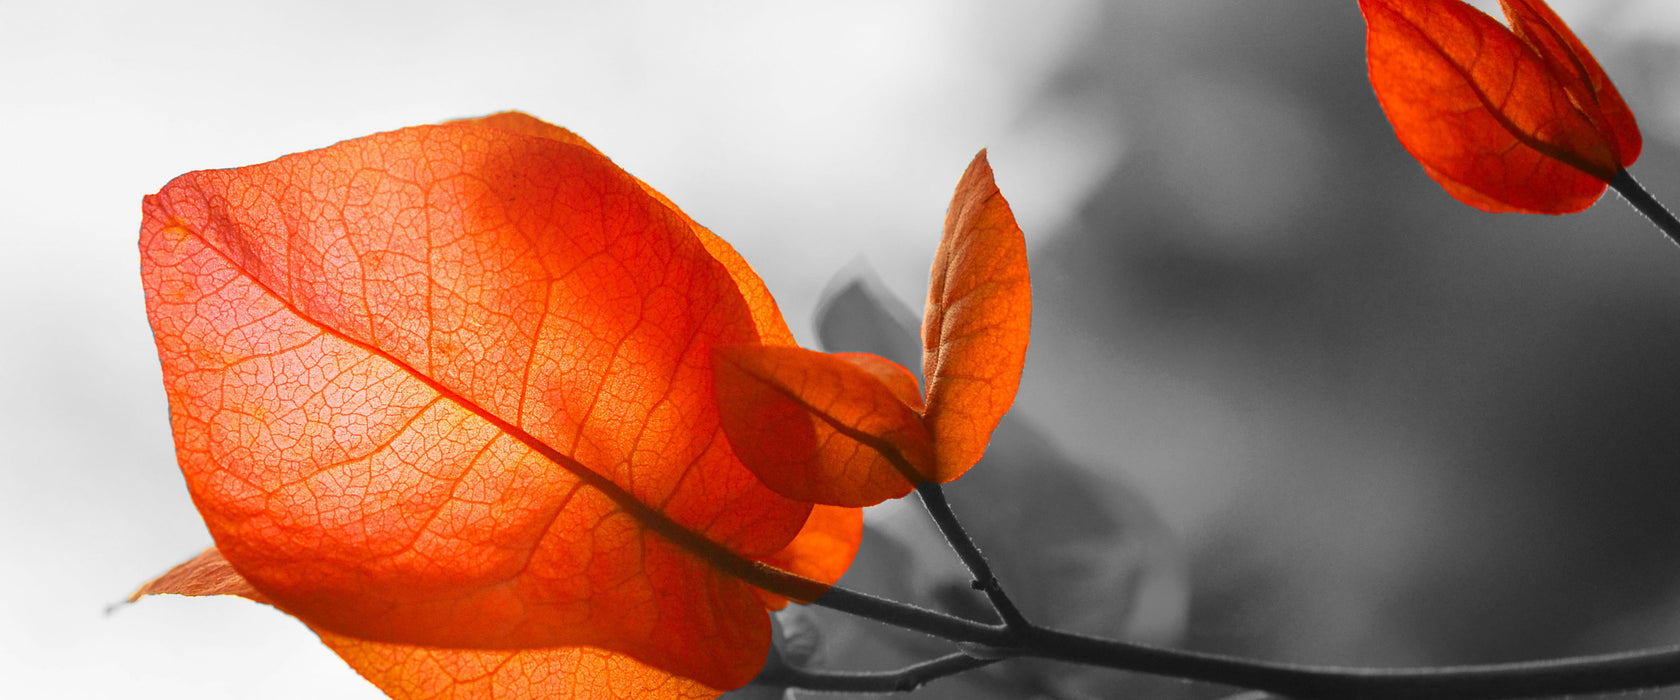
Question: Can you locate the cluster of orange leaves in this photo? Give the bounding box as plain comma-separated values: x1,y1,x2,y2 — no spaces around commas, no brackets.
1359,0,1641,213
133,112,1029,699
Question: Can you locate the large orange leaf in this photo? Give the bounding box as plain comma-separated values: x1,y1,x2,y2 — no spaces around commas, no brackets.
713,345,933,507
319,635,721,700
138,113,854,693
1360,0,1642,214
922,150,1031,482
462,112,796,348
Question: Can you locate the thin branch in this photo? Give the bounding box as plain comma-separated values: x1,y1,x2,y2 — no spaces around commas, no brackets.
1609,169,1680,249
808,562,1680,699
914,482,1031,629
1010,626,1680,700
754,651,999,694
771,449,1680,699
811,584,1012,648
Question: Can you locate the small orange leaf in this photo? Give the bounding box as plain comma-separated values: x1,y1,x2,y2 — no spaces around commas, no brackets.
754,504,864,609
138,112,856,694
921,150,1031,483
1500,0,1641,168
133,548,718,699
836,352,925,413
713,345,933,507
1360,0,1642,213
130,546,270,604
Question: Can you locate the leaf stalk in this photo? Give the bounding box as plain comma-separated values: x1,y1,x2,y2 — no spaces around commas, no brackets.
913,482,1032,630
1609,169,1680,249
752,650,999,693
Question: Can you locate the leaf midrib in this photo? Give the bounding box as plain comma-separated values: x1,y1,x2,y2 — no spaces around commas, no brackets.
178,214,825,604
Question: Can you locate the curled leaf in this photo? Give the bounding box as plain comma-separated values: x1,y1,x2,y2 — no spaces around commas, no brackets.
1360,0,1641,213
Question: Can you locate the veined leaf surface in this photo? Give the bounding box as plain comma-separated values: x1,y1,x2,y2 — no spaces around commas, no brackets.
138,113,855,694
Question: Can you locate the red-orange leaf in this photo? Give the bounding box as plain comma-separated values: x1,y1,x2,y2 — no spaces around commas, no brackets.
462,112,797,349
131,546,271,604
837,352,925,413
138,113,855,694
1498,0,1642,167
1360,0,1642,213
133,548,719,699
713,345,933,507
320,635,721,700
754,504,864,610
922,150,1031,482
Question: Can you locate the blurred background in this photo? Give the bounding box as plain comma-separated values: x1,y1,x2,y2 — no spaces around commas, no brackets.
5,1,1680,697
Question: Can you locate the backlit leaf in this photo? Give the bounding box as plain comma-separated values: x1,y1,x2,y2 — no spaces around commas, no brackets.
318,633,722,700
836,352,925,413
754,504,864,610
463,113,795,348
922,150,1031,482
1499,0,1641,168
1359,0,1641,213
713,345,932,507
132,548,719,699
130,546,270,604
138,113,854,694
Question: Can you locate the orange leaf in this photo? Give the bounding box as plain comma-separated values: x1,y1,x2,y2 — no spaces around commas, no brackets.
138,112,854,692
1359,0,1641,213
133,548,719,699
754,504,864,610
836,352,925,413
319,635,721,700
1498,0,1642,167
713,345,933,507
921,150,1031,483
461,112,796,348
130,546,271,604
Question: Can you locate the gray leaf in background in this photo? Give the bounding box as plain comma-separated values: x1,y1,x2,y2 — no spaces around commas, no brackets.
814,271,924,373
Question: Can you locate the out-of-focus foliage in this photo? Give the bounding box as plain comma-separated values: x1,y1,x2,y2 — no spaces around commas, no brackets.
1020,3,1680,688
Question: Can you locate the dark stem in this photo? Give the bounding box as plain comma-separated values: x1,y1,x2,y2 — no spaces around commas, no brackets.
761,459,1680,698
811,584,1012,647
802,535,1680,698
753,651,998,693
802,590,1680,700
914,482,1032,629
1010,626,1680,700
1608,169,1680,248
